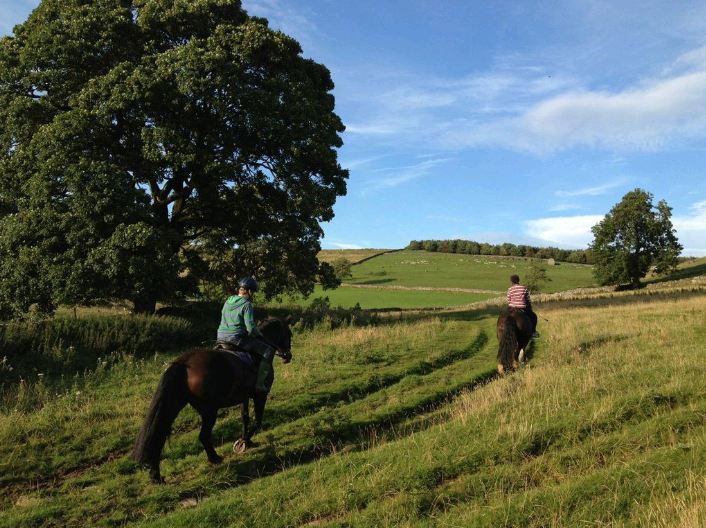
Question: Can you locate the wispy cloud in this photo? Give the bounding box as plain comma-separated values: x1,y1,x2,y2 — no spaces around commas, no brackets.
242,0,317,50
555,180,628,198
342,44,706,157
343,68,579,140
446,68,706,154
362,157,450,191
548,203,582,212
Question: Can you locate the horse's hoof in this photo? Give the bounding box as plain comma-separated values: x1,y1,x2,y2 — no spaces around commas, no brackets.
233,439,247,454
208,455,223,465
497,364,504,375
149,473,165,484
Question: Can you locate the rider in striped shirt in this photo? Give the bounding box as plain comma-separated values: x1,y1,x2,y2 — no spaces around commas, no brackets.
507,274,539,337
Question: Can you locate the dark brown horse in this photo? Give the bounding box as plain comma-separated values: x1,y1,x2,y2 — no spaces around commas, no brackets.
496,308,532,374
132,318,293,483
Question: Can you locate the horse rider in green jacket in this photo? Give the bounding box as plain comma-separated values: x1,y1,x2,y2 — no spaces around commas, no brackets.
216,277,276,394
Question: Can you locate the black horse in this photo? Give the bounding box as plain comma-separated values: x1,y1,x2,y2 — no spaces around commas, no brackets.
132,317,293,483
496,308,532,374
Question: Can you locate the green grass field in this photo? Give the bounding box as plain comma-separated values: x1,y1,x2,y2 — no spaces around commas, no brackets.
2,281,706,526
276,285,498,310
269,250,596,310
346,250,596,292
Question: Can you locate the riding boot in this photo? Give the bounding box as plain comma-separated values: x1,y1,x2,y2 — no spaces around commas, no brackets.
254,358,272,394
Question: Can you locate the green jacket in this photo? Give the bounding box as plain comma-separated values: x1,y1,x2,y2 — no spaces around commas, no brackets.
217,295,262,341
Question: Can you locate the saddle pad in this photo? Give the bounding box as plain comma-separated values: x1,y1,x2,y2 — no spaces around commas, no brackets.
217,348,254,369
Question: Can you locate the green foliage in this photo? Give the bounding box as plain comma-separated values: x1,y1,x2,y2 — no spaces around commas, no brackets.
330,256,353,281
524,260,551,293
408,239,594,264
0,311,208,385
590,189,682,287
0,0,347,317
292,296,378,330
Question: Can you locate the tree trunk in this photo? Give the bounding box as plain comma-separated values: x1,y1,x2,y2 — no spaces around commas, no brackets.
132,293,157,315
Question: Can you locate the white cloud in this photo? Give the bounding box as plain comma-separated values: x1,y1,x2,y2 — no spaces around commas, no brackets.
555,180,628,198
524,215,604,248
362,158,450,191
342,44,706,156
242,0,317,49
548,203,582,212
446,69,706,154
524,201,706,256
674,200,706,256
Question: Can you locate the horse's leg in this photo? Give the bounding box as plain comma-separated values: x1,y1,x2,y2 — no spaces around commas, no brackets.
243,393,267,444
233,401,250,453
241,400,251,443
196,405,223,464
518,347,525,363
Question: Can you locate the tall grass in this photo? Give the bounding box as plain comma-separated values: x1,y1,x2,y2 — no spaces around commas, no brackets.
2,288,706,527
0,313,208,387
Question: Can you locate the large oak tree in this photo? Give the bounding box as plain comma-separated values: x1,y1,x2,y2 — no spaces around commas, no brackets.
590,189,681,287
0,0,347,316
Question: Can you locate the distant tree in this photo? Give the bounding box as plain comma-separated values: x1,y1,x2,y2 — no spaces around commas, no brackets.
524,261,551,293
330,257,353,281
424,240,439,252
590,189,682,287
0,0,347,316
407,240,423,250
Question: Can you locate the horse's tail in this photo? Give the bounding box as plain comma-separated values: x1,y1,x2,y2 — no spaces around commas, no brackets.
132,362,188,467
498,314,519,373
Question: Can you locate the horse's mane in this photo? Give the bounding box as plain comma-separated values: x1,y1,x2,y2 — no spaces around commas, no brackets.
259,317,283,331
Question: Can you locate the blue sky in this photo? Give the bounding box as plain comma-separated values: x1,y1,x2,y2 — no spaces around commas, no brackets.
4,1,706,255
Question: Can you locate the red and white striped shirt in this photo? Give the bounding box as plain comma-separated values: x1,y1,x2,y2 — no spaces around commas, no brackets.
507,284,531,308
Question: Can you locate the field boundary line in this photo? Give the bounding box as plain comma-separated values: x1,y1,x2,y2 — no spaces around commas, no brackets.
350,248,405,265
341,284,502,294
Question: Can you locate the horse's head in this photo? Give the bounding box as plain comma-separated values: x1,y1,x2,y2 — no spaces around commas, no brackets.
259,316,293,363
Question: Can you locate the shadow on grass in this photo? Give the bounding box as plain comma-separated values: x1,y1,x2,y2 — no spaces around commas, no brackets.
347,278,396,285
211,331,490,440
647,261,706,284
199,365,499,496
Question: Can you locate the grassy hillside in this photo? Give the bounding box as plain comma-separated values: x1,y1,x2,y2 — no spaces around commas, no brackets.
317,249,394,264
346,250,595,292
275,285,497,310
2,282,706,526
276,250,596,310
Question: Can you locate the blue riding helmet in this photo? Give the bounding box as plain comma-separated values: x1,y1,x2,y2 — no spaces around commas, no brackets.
238,277,259,292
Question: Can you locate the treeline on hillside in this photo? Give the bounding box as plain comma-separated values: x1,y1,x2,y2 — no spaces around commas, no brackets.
407,239,594,264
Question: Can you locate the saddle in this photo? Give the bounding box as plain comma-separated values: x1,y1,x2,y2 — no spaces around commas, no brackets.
214,341,255,369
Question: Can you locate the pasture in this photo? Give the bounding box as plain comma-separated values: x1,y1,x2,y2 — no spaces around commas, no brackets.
317,249,394,264
276,285,496,310
272,250,596,311
346,250,595,293
2,278,706,526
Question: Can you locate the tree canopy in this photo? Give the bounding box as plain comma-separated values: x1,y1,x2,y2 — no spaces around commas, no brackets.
0,0,348,316
590,189,681,287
